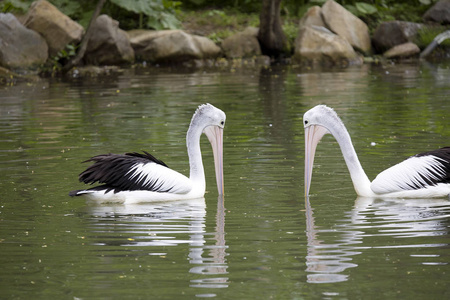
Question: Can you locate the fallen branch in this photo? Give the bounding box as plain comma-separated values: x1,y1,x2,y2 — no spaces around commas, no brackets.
420,30,450,59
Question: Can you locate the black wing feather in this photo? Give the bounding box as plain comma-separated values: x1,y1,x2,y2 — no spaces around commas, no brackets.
76,151,174,194
124,151,169,167
415,147,450,185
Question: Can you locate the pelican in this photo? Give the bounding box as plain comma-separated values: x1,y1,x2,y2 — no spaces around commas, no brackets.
69,103,225,204
304,105,450,198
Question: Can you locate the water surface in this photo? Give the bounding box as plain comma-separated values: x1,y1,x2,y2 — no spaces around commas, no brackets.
1,62,449,299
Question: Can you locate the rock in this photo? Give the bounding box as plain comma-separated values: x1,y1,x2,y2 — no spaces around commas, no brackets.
372,21,424,53
423,0,450,24
0,66,19,84
242,26,259,36
0,13,48,69
321,0,371,54
221,27,261,58
129,30,221,63
383,42,420,59
126,29,150,40
23,0,83,56
293,25,361,66
85,15,134,65
128,29,176,51
299,6,326,29
193,34,222,58
0,65,40,84
69,66,121,78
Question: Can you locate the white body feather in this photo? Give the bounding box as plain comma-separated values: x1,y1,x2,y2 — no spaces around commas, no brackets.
371,156,447,194
127,162,193,194
79,187,205,204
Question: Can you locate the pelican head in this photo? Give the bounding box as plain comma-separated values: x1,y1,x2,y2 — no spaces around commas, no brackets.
191,104,226,195
303,105,344,197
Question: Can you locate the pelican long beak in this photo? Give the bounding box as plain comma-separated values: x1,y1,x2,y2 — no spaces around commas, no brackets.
204,126,224,195
305,124,329,197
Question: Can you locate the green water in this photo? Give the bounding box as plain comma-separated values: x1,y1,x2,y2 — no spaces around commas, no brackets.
0,62,449,299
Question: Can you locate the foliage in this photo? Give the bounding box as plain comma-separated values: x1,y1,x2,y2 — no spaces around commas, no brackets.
178,9,259,43
108,0,181,30
50,0,97,28
1,0,181,30
282,19,299,48
0,0,30,13
181,0,262,13
38,43,78,75
55,44,77,60
354,2,378,15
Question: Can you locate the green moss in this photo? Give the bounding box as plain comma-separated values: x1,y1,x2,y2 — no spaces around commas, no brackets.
415,27,450,49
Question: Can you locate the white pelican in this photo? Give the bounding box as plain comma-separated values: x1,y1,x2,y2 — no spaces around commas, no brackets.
69,103,225,203
304,105,450,198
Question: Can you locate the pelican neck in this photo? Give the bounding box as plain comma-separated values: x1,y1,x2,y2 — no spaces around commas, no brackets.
186,123,206,187
331,121,374,197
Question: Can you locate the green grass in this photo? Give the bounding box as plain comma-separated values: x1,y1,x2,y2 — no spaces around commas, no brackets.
178,9,260,43
178,8,299,46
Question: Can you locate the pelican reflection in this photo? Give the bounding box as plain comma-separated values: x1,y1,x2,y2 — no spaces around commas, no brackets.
189,196,228,289
304,197,359,283
84,196,229,292
304,196,450,283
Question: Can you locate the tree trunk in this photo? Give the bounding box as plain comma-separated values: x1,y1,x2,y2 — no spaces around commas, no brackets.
62,0,106,74
258,0,288,58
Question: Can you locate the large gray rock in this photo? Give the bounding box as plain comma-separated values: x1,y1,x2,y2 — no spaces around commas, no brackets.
384,42,420,59
0,13,48,69
299,6,326,29
293,25,361,66
84,15,134,65
372,21,424,53
129,30,221,63
423,0,450,24
23,0,83,56
221,27,261,58
321,0,371,54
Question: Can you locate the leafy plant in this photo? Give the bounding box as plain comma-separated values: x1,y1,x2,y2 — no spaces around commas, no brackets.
39,43,79,75
283,19,299,48
57,44,77,59
0,0,30,13
51,44,78,66
109,0,181,30
355,2,378,15
48,0,96,28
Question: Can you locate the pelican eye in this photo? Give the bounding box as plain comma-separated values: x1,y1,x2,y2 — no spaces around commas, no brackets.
304,120,308,125
221,121,225,126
